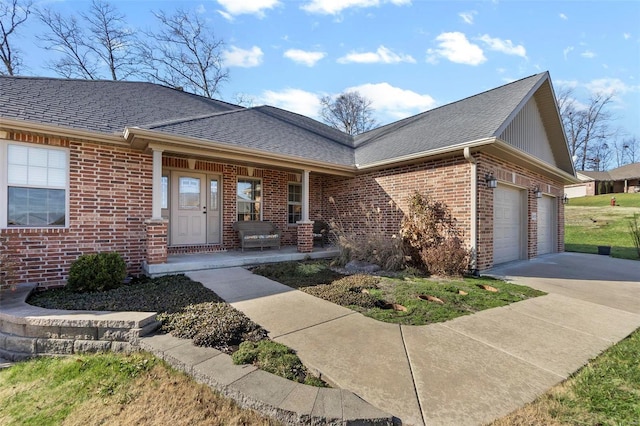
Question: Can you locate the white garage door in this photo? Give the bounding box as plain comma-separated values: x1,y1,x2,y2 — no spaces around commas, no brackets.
494,185,523,264
537,195,555,255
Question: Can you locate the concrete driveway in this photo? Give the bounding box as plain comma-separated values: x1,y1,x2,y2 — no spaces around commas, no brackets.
188,252,640,426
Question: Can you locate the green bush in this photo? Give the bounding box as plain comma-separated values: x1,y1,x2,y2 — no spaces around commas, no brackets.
232,340,326,386
66,252,127,293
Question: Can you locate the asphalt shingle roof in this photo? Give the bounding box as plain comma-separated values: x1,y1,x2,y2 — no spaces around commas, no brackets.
0,73,564,171
0,76,240,134
353,73,547,165
580,163,640,181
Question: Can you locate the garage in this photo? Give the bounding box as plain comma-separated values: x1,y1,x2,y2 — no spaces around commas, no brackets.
537,195,556,255
493,185,524,264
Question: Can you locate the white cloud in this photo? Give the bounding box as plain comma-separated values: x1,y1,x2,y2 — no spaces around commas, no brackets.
581,50,596,59
478,35,527,58
459,10,477,24
337,45,416,64
223,46,264,67
563,46,574,60
347,82,436,119
426,32,486,66
217,0,280,19
301,0,410,15
196,4,206,14
559,13,568,20
260,88,322,118
283,49,326,67
585,78,636,96
623,33,631,40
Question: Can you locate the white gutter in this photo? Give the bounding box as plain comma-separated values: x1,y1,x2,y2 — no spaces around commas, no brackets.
463,147,478,273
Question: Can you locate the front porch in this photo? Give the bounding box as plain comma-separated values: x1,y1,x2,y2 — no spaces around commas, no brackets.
142,245,339,277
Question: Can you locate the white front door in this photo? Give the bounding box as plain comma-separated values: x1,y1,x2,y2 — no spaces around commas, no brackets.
171,172,207,245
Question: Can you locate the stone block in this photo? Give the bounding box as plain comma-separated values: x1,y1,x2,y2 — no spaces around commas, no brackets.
24,324,61,339
74,339,111,354
310,388,343,423
1,320,25,336
36,338,74,355
60,326,98,340
111,341,136,353
5,335,36,354
98,328,130,341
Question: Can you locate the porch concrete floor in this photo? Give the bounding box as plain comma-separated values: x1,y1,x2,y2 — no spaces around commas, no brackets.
143,245,340,277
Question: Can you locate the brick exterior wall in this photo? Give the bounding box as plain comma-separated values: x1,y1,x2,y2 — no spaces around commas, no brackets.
321,157,473,249
1,132,152,287
2,131,567,286
296,221,314,253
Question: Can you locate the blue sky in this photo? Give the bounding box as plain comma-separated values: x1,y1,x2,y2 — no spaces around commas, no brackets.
15,0,640,140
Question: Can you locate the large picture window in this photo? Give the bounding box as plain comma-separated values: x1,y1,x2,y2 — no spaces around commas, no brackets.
5,144,68,227
237,178,261,221
288,183,302,224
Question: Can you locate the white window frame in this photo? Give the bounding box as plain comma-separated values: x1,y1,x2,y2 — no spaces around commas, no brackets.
287,182,302,224
0,141,70,228
236,177,262,222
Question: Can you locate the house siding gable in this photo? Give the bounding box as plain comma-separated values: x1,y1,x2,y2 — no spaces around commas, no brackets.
499,97,556,166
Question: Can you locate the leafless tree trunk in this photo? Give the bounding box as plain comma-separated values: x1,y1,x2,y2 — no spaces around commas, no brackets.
320,91,378,135
137,9,228,98
622,137,639,165
0,0,32,76
557,88,615,170
37,0,137,80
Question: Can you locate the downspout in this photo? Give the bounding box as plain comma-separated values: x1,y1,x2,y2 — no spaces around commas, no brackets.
463,147,478,274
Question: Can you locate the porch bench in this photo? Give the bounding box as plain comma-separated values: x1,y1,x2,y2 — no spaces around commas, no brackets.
233,221,282,252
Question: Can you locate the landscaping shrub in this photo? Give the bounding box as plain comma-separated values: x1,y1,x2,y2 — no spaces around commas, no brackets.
232,340,312,384
159,302,268,354
400,192,470,276
327,197,406,271
66,252,127,293
303,274,381,308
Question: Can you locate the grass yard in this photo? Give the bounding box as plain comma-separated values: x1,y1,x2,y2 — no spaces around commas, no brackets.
491,327,640,426
565,194,640,260
252,261,545,326
0,352,277,426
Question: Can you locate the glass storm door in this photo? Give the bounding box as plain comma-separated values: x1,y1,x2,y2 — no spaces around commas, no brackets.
207,177,221,244
171,173,207,245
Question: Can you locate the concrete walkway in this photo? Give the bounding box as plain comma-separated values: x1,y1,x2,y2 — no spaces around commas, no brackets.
188,252,640,426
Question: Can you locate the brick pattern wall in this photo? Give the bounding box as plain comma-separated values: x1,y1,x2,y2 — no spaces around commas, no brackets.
145,219,168,264
475,152,566,270
1,132,152,287
296,222,314,253
321,157,473,248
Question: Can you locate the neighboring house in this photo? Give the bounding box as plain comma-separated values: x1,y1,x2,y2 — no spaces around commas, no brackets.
565,163,640,198
0,72,578,287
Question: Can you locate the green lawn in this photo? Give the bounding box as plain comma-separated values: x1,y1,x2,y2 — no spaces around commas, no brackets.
252,261,545,326
565,194,640,260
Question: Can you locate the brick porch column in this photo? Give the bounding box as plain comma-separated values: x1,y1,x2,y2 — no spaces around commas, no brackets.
296,220,314,253
145,219,168,264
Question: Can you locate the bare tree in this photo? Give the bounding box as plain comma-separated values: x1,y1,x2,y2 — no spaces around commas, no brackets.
320,91,378,135
137,9,228,98
0,0,33,76
557,87,616,170
622,136,639,165
37,0,137,80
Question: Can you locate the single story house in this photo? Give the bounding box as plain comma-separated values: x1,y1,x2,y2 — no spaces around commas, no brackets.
0,72,578,287
565,163,640,198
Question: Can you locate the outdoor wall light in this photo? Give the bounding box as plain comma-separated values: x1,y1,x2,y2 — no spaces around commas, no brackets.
534,185,542,199
562,194,569,204
485,172,498,189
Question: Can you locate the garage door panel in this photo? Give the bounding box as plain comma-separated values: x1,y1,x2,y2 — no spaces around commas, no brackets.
537,195,555,255
494,186,523,264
